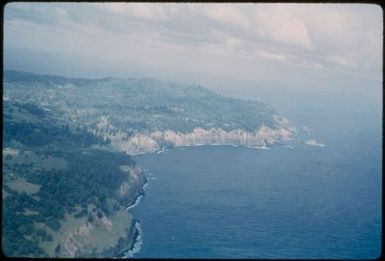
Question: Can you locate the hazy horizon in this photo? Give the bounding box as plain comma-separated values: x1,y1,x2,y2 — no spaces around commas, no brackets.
4,3,383,99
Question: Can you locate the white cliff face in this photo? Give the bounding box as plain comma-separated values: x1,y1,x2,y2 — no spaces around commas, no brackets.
115,134,160,154
92,115,295,155
113,126,293,155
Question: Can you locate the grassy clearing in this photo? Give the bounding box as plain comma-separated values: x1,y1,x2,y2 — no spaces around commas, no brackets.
37,206,92,257
24,209,40,216
5,150,67,171
36,203,133,257
6,109,43,124
3,147,20,156
87,208,132,249
3,189,8,199
8,177,41,195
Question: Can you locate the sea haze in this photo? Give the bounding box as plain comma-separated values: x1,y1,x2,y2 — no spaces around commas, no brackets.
131,87,382,259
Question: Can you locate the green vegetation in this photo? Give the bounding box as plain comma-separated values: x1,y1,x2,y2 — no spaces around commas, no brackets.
37,210,90,256
2,99,140,257
4,70,277,136
3,150,67,171
7,178,41,195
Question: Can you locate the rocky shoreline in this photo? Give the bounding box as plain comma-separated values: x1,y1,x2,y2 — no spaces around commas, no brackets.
53,166,147,258
113,178,148,258
101,115,296,156
89,172,147,258
88,170,147,258
104,219,141,258
115,173,148,258
100,118,296,257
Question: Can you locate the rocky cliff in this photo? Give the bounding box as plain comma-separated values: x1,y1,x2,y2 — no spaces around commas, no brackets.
102,115,296,155
55,166,146,258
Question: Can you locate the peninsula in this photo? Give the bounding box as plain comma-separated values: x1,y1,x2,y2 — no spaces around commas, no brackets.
3,70,295,257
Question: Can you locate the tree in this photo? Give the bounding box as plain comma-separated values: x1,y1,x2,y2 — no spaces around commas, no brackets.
87,212,94,223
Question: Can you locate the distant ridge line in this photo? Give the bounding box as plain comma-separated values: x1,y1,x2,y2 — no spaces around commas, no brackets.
3,69,121,84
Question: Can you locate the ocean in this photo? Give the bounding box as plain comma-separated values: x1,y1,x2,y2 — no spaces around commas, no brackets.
130,86,382,259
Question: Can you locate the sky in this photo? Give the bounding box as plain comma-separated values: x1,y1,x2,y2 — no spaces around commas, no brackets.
3,3,383,99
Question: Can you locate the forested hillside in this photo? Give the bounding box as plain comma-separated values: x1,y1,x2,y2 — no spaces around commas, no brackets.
2,99,145,257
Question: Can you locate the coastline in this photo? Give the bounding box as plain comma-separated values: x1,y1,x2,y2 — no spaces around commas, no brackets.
146,139,291,154
111,137,303,258
125,180,148,211
117,175,148,258
120,220,143,258
114,139,295,258
108,122,295,156
116,143,275,257
127,142,281,156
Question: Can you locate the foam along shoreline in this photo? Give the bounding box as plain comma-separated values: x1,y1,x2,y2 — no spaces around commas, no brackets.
122,220,143,258
125,181,148,212
125,139,286,156
120,178,148,258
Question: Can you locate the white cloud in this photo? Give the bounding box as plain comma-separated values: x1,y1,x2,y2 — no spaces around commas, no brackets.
225,37,243,49
3,2,382,87
203,4,250,28
102,3,168,21
326,55,355,68
254,50,287,63
252,4,313,49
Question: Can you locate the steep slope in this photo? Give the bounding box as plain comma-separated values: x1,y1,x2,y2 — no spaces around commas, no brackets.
2,100,146,257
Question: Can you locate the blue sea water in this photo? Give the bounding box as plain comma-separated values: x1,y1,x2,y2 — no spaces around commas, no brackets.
131,87,382,259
